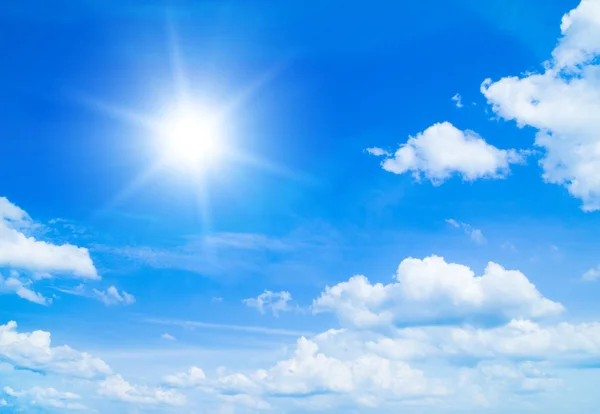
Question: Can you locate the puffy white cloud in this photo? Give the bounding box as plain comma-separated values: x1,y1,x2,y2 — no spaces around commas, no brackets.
213,336,445,406
163,366,206,388
313,256,563,329
368,122,524,184
0,274,50,305
93,286,135,306
481,0,600,210
244,290,292,316
3,386,87,411
98,374,186,406
0,321,111,379
445,219,487,244
0,197,98,279
582,265,600,281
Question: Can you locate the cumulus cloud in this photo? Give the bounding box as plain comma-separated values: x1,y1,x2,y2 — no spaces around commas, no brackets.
312,256,563,329
211,337,445,407
0,197,97,281
3,386,87,411
98,374,186,406
93,286,135,306
582,265,600,282
244,290,292,316
0,321,112,379
368,122,525,184
163,366,206,388
481,0,600,210
445,219,487,244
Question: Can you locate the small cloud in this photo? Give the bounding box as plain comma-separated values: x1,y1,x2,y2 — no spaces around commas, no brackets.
212,297,223,303
501,242,518,252
452,93,464,108
582,265,600,282
161,333,176,341
445,218,460,228
243,290,292,317
93,286,135,306
365,147,390,157
551,245,560,252
446,219,486,245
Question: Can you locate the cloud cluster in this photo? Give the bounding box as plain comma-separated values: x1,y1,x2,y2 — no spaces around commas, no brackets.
3,386,87,411
446,219,487,244
482,0,600,210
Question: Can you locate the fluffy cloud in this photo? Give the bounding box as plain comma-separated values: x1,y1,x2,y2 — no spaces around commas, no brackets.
481,0,600,210
244,290,292,316
368,122,524,184
452,93,463,108
446,219,487,244
208,336,444,407
313,256,563,329
0,321,111,379
93,286,135,306
98,374,186,406
3,386,87,411
163,366,206,388
0,197,98,279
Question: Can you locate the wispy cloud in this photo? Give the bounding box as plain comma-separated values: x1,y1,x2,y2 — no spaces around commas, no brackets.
446,219,487,245
144,318,313,337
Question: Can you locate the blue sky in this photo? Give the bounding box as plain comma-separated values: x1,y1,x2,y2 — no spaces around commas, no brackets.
3,0,600,412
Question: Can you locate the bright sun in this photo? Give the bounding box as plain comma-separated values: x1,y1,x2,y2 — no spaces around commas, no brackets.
159,106,224,170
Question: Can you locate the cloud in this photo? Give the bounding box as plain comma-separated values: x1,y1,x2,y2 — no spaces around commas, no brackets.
161,333,176,341
98,374,186,406
481,0,600,210
365,147,390,157
3,386,87,411
163,366,206,388
368,122,525,184
312,256,563,329
93,286,135,306
0,321,112,379
445,219,487,244
243,290,292,316
210,337,445,407
452,93,464,108
582,265,600,282
0,273,50,305
0,197,98,279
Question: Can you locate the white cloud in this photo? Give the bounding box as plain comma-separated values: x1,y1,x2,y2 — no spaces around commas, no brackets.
161,333,176,341
368,122,524,184
93,286,135,306
481,0,600,211
163,366,206,388
0,321,112,379
0,274,50,305
313,256,563,329
452,93,464,108
445,219,487,244
244,290,292,316
582,265,600,281
365,147,390,157
213,337,445,406
3,386,87,411
0,197,98,279
98,374,186,406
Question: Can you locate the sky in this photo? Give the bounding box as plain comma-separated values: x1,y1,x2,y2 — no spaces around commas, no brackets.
3,0,600,412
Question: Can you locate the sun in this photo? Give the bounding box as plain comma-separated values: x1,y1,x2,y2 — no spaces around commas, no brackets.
158,105,225,171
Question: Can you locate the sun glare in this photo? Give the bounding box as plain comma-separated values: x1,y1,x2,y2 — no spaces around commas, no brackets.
159,106,224,170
